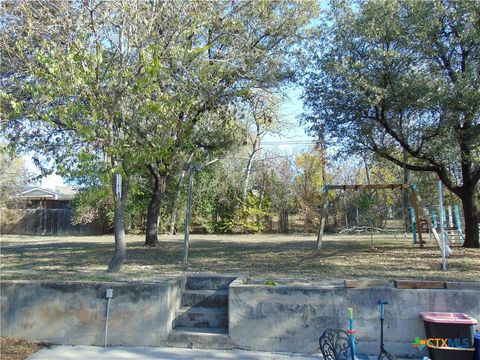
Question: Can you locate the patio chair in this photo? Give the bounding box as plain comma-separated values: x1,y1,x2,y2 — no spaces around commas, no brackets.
319,328,352,360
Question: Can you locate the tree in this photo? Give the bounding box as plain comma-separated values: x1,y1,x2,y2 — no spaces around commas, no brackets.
139,0,318,246
0,145,31,208
2,0,319,269
240,94,282,201
263,156,296,233
303,0,480,247
294,151,325,233
1,0,178,270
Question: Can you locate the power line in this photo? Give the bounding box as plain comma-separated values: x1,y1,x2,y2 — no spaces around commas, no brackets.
261,140,316,146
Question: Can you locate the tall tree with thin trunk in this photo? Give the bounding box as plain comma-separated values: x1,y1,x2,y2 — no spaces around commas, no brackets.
294,150,325,233
241,94,281,201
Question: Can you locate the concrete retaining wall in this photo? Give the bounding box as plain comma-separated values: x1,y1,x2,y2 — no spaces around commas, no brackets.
0,279,184,346
2,277,479,358
229,280,480,358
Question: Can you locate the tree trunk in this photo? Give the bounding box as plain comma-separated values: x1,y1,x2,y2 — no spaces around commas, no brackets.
278,210,288,233
107,173,129,273
402,150,410,233
460,186,479,248
264,215,273,232
169,171,185,236
144,164,167,247
242,151,256,201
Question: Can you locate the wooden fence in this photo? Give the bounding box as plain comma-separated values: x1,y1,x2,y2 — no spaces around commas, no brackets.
0,208,106,236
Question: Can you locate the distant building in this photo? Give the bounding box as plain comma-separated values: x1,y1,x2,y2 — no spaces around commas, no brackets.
1,185,105,235
15,186,77,209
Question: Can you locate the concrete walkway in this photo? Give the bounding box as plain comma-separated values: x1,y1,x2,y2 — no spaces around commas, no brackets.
27,346,324,360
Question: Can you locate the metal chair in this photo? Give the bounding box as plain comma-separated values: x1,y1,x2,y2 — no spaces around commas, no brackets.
319,328,352,360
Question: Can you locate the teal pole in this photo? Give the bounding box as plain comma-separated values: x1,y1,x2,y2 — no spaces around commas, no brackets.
453,204,464,241
410,207,417,244
431,211,437,229
438,180,446,271
348,308,356,360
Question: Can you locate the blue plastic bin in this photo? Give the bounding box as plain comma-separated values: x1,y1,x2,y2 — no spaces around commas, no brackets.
474,332,479,360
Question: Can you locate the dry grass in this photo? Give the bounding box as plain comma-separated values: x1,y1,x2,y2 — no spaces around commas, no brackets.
1,233,479,283
0,337,47,360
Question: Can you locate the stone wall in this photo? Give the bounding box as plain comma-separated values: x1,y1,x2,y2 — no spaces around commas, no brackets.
229,280,480,358
0,279,184,346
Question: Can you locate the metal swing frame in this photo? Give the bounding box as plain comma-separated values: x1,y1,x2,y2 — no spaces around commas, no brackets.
315,183,424,250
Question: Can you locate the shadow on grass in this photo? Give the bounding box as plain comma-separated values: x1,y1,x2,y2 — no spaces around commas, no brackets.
1,237,478,281
1,238,368,269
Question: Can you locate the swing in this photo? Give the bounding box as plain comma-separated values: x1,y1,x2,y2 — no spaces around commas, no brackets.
316,184,420,251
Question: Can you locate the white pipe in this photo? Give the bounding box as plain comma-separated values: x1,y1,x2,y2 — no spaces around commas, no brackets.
447,206,454,228
104,289,113,348
115,174,122,200
438,180,447,271
104,297,110,347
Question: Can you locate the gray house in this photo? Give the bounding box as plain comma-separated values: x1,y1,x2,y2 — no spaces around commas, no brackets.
0,186,105,235
16,186,76,209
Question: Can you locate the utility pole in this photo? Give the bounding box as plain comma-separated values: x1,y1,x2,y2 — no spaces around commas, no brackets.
182,159,218,267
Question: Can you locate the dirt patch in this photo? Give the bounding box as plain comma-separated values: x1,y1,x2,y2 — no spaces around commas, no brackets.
0,337,47,360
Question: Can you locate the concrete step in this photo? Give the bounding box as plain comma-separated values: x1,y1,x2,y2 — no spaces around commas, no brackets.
166,327,233,350
181,290,228,308
186,275,237,290
174,307,228,329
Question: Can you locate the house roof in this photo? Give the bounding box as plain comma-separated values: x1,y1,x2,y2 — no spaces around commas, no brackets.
16,186,77,201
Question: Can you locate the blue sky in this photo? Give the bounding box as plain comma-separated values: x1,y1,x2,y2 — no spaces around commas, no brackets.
262,86,315,153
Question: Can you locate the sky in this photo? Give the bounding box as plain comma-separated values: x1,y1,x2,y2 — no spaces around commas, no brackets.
260,86,316,154
21,155,66,189
29,86,315,190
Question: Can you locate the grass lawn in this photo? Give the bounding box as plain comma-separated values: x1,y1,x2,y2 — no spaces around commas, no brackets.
1,233,479,283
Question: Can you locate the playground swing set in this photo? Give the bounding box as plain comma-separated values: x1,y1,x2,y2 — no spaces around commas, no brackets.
315,182,456,269
422,204,465,246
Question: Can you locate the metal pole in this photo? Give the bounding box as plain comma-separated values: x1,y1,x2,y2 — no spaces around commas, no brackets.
438,180,446,271
316,192,329,250
181,159,217,267
410,207,417,244
182,165,194,267
453,204,464,242
348,308,355,360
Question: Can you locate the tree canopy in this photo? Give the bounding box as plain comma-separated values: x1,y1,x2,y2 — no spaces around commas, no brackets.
1,0,318,270
302,0,480,247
